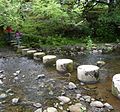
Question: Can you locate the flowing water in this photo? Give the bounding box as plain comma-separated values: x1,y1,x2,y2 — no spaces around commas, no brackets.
0,47,120,112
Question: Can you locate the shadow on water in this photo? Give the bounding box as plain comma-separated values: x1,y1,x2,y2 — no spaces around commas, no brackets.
0,48,120,111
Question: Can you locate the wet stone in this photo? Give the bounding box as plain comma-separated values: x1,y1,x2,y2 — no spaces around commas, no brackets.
12,98,19,104
34,108,42,112
69,103,86,112
104,103,113,110
33,103,42,108
46,107,58,112
57,96,70,103
68,82,77,90
36,74,45,80
0,93,7,99
90,101,104,108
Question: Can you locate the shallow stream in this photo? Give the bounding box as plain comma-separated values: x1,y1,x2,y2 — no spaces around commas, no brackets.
0,47,120,112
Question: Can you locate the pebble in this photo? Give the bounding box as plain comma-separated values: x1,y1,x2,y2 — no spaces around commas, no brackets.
49,90,53,95
82,95,91,103
36,74,45,79
104,103,113,110
57,96,70,103
68,82,77,89
46,107,58,112
80,82,85,86
90,101,104,108
33,103,42,108
0,93,7,99
0,74,5,79
0,70,4,73
14,77,19,80
76,94,82,99
80,97,84,101
69,103,86,112
16,70,21,74
34,108,42,112
12,98,19,104
0,80,3,84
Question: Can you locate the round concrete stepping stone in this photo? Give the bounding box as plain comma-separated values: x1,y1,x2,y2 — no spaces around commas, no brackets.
17,46,26,53
22,48,30,56
77,65,99,83
43,55,56,65
56,59,73,73
34,52,45,60
13,45,19,50
11,42,17,46
27,50,37,58
112,74,120,99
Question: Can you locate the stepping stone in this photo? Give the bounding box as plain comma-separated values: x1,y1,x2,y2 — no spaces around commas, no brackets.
56,59,73,73
112,74,120,99
17,46,26,53
77,65,99,83
22,48,30,56
34,52,45,60
27,50,37,58
43,55,56,65
10,42,17,46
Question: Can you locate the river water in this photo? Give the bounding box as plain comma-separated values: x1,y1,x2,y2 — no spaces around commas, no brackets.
0,47,120,112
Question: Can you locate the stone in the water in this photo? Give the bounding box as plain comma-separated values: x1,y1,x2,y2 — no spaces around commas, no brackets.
33,103,42,108
56,59,73,73
97,61,105,67
34,52,45,60
90,101,104,108
76,94,81,99
43,55,56,65
82,95,91,103
0,80,3,84
16,70,21,74
46,107,58,112
12,98,19,104
49,90,53,95
0,74,5,79
112,74,120,99
68,82,77,89
0,70,4,73
0,93,7,99
104,103,113,110
36,74,45,79
57,96,70,103
69,103,86,112
34,108,42,112
77,65,99,83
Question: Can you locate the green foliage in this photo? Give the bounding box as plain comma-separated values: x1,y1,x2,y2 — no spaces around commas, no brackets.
95,4,120,42
0,0,25,28
22,35,85,47
85,36,93,50
0,37,7,47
